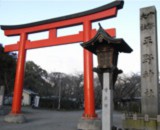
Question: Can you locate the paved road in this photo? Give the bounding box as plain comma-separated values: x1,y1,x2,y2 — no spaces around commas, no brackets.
0,107,123,130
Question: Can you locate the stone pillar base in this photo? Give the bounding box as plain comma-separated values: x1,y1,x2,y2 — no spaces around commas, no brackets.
123,114,160,130
4,113,26,123
77,118,101,130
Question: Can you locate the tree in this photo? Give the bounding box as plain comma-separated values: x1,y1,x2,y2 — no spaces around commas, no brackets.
48,72,84,109
24,61,52,96
94,76,102,109
48,72,77,109
0,44,17,95
70,73,84,107
48,72,64,109
114,73,141,111
114,73,141,100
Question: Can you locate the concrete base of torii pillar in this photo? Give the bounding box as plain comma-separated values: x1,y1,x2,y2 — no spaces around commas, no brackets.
77,118,101,130
4,113,26,123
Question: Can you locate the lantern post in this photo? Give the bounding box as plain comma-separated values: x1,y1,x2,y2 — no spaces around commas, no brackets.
81,25,132,130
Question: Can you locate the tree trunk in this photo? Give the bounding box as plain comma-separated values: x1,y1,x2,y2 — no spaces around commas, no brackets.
58,80,61,110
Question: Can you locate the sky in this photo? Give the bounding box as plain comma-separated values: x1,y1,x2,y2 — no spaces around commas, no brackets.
0,0,159,75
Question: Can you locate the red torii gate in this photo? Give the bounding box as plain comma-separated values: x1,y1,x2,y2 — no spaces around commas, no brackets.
1,1,124,118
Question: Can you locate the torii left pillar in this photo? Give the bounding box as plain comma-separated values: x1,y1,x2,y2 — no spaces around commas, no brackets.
4,33,27,123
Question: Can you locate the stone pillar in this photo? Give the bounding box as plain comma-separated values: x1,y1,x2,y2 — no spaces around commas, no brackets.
140,6,159,116
123,6,159,130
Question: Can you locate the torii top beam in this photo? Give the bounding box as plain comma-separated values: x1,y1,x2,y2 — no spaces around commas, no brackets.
1,0,124,52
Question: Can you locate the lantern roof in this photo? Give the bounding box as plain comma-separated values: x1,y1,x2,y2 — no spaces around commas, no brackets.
81,24,133,54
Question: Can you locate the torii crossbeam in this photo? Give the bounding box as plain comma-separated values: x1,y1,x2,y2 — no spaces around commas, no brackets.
1,0,124,119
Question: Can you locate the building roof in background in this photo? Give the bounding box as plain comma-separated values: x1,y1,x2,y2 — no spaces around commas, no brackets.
23,89,38,95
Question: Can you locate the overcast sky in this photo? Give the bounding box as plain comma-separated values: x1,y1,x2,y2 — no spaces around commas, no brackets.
0,0,159,75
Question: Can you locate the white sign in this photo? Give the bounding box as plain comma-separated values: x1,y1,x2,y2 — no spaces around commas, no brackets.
0,95,3,106
0,86,4,107
34,96,40,108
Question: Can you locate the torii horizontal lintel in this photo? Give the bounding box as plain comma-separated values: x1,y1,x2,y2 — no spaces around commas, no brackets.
5,28,116,52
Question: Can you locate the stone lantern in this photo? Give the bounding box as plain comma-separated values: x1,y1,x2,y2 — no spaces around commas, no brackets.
81,24,133,130
81,24,132,86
